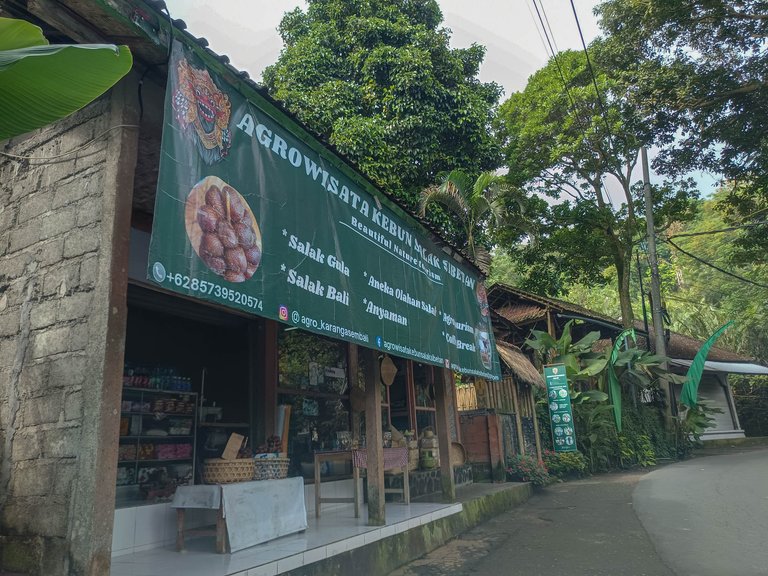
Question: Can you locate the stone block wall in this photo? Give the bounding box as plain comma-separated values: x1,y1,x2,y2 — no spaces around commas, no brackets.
0,79,138,575
382,464,474,500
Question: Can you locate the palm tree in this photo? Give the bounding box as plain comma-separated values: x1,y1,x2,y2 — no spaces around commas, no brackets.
420,170,517,272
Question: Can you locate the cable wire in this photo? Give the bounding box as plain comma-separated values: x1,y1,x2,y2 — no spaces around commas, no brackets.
667,222,768,239
530,0,615,207
0,124,139,162
665,237,768,289
570,0,614,143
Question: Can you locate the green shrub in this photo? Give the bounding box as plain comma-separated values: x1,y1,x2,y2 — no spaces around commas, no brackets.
676,402,722,457
621,400,674,461
732,375,768,437
542,450,588,479
506,454,551,487
618,433,656,468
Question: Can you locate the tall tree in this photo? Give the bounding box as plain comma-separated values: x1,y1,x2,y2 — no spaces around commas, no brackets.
495,49,696,327
262,0,502,212
564,190,768,362
665,190,768,361
595,0,768,260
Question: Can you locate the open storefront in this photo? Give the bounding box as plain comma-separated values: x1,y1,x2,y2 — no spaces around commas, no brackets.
0,3,503,572
111,34,501,558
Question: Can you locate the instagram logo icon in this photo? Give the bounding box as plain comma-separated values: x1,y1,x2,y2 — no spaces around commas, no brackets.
278,305,288,321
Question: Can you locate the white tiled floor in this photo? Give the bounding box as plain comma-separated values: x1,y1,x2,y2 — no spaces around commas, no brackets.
110,501,462,576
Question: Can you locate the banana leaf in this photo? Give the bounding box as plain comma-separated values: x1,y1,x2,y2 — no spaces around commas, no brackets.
679,321,733,408
607,328,636,432
0,17,132,140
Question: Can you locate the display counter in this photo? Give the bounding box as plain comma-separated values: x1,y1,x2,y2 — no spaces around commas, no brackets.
172,476,306,553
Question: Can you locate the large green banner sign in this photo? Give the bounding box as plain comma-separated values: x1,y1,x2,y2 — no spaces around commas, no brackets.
147,41,500,379
544,364,577,452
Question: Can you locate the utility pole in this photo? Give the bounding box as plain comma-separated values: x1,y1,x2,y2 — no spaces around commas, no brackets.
641,147,674,427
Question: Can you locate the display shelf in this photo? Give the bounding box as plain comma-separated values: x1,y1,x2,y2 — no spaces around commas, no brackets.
122,386,195,394
117,386,198,507
121,411,195,416
199,422,249,428
117,458,195,464
119,435,194,439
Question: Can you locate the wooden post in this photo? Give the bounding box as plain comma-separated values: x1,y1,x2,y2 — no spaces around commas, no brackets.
452,376,462,443
510,380,526,455
488,379,496,408
505,379,514,412
348,344,361,443
175,509,185,552
216,502,226,553
546,309,556,337
435,368,456,501
528,386,543,460
363,348,385,525
255,319,278,448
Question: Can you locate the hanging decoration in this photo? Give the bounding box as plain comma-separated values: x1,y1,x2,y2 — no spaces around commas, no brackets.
380,354,397,387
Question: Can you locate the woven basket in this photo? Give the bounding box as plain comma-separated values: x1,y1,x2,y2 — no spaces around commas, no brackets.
253,457,290,481
203,458,255,484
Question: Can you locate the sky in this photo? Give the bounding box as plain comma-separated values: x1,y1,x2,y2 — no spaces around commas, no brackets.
162,0,717,195
163,0,602,98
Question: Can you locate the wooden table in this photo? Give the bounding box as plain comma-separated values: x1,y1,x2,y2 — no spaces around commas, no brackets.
171,484,227,553
172,477,307,553
314,450,356,518
353,447,410,516
314,448,410,518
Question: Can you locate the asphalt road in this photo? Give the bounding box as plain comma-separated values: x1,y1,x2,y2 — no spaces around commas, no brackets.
635,447,768,576
388,447,768,576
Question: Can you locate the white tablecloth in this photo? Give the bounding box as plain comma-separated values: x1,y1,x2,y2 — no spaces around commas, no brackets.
172,477,307,552
171,484,221,510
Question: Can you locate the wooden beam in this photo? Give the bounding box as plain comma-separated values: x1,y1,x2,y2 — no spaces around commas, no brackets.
435,368,456,501
348,343,361,444
255,319,277,447
29,0,107,43
363,348,385,525
546,309,556,337
510,380,526,455
451,371,462,444
528,386,543,460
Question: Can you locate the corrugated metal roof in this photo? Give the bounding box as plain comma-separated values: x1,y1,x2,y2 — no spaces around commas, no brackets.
669,359,768,375
489,283,761,365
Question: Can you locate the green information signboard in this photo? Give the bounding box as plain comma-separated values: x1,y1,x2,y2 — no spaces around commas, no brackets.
146,40,500,379
544,364,577,452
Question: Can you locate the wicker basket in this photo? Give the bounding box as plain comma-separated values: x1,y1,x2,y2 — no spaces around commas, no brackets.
253,457,290,481
202,458,255,484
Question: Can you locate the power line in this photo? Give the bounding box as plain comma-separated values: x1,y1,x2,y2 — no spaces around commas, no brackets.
569,0,614,142
667,222,768,239
0,124,139,163
665,237,768,289
532,0,616,207
539,0,562,55
525,1,551,70
529,0,580,117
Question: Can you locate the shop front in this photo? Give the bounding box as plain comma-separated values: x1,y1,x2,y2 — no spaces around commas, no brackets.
0,3,501,573
110,26,501,561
